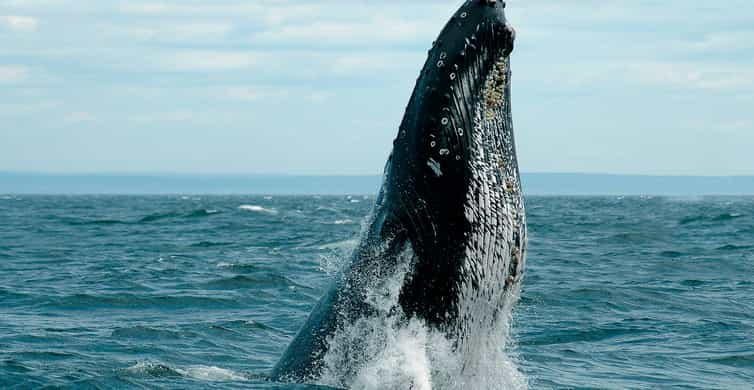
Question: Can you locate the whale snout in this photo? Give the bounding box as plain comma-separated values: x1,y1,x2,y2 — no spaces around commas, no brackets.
502,23,515,55
466,0,516,56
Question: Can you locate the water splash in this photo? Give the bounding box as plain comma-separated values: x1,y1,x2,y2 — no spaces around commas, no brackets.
315,246,527,390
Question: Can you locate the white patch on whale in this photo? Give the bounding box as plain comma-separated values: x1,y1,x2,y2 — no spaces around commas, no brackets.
427,158,443,177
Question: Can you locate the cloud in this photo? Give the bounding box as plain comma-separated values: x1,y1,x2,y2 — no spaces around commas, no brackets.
128,111,194,122
117,2,321,26
253,16,434,47
0,15,37,32
627,62,754,90
64,111,96,122
222,86,289,101
157,50,259,71
0,65,28,82
220,85,333,103
330,52,422,76
106,23,233,42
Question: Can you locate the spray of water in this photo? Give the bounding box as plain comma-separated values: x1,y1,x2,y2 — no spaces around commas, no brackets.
315,245,527,390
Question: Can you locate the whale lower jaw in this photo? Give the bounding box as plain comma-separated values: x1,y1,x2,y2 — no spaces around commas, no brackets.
456,55,526,347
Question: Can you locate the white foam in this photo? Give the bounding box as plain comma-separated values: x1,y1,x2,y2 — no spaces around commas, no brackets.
176,365,247,381
315,245,527,390
334,219,354,225
318,239,359,274
238,205,278,214
318,239,359,251
125,362,246,382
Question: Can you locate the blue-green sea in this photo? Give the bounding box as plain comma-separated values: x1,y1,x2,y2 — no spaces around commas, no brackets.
1,195,753,389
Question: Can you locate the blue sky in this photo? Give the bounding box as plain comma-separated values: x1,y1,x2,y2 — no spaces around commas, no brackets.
1,0,753,175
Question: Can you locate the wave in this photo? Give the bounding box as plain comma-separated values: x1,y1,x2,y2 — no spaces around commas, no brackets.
186,209,221,218
66,218,129,226
216,262,259,273
139,209,221,223
212,319,283,334
45,293,240,309
124,362,248,382
201,274,306,290
717,244,751,251
112,326,189,340
238,205,278,215
706,354,754,368
139,211,183,223
659,250,686,258
680,213,745,225
190,241,233,248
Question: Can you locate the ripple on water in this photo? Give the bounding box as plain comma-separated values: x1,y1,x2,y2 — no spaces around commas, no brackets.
112,326,190,340
3,195,754,389
200,274,309,291
706,354,754,368
45,293,241,310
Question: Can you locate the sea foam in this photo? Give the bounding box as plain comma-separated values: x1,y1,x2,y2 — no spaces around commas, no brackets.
238,205,278,214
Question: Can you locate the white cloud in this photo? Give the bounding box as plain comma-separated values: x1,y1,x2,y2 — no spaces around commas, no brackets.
158,50,259,71
0,65,28,82
681,30,754,52
107,23,233,42
718,120,753,131
65,111,96,122
627,62,754,90
253,16,434,46
117,2,321,26
330,52,422,75
0,15,37,32
222,86,289,101
307,90,333,104
128,111,194,122
220,86,332,103
0,101,58,115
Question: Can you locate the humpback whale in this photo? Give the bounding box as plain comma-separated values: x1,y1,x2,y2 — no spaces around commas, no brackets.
273,0,526,385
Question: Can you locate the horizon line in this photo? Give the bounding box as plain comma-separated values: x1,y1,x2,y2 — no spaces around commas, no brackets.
3,171,754,178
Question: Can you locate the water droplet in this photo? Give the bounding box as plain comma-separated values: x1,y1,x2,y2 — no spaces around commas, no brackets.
441,117,449,126
439,148,450,156
460,12,467,18
456,155,462,161
431,141,437,147
439,52,447,60
458,128,464,136
450,73,456,80
437,60,444,68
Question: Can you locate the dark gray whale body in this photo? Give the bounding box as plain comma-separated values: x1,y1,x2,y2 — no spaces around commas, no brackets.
273,0,526,383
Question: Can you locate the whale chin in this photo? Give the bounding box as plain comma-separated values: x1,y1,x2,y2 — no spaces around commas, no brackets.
272,0,526,384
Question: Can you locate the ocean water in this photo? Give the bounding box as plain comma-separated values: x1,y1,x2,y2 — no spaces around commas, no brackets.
0,195,753,389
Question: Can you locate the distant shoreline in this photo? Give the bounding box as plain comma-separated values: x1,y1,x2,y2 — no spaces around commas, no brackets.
1,172,753,196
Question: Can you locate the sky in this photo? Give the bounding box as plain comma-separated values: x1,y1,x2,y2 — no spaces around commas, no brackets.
1,0,753,176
